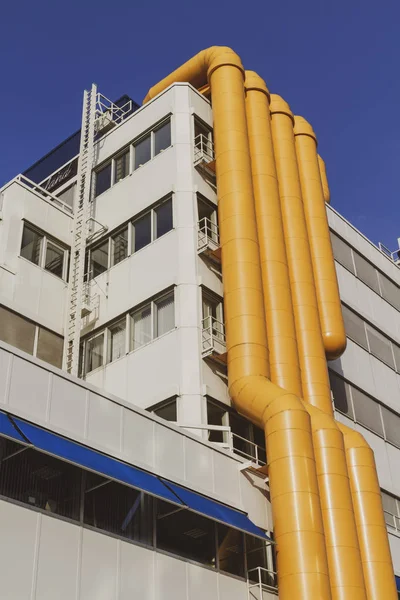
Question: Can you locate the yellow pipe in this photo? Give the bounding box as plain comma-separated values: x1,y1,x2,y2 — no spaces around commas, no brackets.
318,155,331,204
269,94,367,600
144,46,332,600
339,424,398,600
294,117,346,360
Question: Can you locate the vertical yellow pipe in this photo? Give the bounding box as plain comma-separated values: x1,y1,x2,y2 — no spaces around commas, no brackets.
294,117,346,360
318,155,331,204
244,71,301,397
270,96,367,600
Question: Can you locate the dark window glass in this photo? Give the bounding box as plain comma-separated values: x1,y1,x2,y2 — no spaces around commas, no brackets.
365,324,395,369
0,306,36,355
90,241,109,278
393,344,400,372
352,387,384,437
379,273,400,311
353,253,380,294
133,213,151,252
37,328,63,368
155,199,173,239
154,121,171,155
0,439,81,521
230,413,252,460
45,241,65,279
342,306,368,349
246,535,275,587
21,225,42,265
114,151,130,183
85,334,104,373
194,119,212,156
253,427,267,465
381,407,400,448
83,473,153,545
111,228,128,266
156,499,216,567
217,524,244,577
329,370,354,419
381,491,398,528
330,232,355,274
95,163,112,197
153,400,177,422
207,400,227,444
134,135,151,169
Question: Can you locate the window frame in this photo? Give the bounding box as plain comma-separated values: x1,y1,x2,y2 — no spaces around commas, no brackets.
20,222,69,281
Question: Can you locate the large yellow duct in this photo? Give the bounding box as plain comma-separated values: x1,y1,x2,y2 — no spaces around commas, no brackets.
318,155,331,204
294,117,346,360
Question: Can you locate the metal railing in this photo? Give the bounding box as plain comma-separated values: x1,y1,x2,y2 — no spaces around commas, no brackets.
202,315,226,357
14,175,73,215
378,242,400,265
95,93,132,126
247,567,278,598
197,217,220,254
178,424,266,467
194,133,215,166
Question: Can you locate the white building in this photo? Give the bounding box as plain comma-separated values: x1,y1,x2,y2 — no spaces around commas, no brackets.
0,81,399,599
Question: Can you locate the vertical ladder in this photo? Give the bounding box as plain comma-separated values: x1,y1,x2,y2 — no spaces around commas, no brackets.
64,84,97,375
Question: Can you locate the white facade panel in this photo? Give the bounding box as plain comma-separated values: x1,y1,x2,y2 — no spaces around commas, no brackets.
80,528,118,600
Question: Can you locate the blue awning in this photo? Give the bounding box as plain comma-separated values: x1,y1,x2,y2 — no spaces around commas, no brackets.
162,479,272,541
395,575,400,592
0,411,27,444
12,417,183,506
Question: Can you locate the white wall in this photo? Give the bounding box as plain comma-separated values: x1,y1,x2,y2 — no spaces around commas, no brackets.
0,500,277,600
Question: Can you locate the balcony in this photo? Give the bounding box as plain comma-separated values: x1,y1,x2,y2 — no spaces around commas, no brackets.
248,567,278,598
194,133,216,177
197,217,221,262
202,315,226,363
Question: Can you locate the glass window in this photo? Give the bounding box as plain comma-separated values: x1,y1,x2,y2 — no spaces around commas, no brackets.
379,274,400,311
194,119,212,156
156,499,216,567
342,305,368,349
84,473,153,545
36,328,63,368
393,344,400,372
131,305,152,350
207,400,227,444
230,413,252,460
114,150,130,183
253,427,267,465
21,225,43,265
154,121,171,156
153,400,177,422
95,163,112,197
381,406,400,448
57,184,76,208
217,524,244,577
0,440,81,521
353,253,380,294
111,228,128,267
108,319,126,363
352,387,384,437
155,293,175,337
246,535,275,587
0,306,36,355
90,240,109,278
45,240,65,279
381,491,398,528
133,213,151,252
329,370,354,419
155,198,173,239
85,334,104,373
330,232,355,274
134,135,151,169
365,324,395,369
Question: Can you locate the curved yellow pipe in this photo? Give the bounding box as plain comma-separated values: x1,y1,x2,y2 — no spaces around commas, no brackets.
318,155,331,204
294,117,346,360
339,424,398,600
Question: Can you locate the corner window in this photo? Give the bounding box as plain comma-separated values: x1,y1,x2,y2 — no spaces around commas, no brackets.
154,121,171,155
95,162,112,197
114,150,130,184
134,134,151,169
131,304,152,350
108,319,126,363
20,223,69,281
155,198,173,239
85,333,105,373
155,292,175,337
151,398,177,422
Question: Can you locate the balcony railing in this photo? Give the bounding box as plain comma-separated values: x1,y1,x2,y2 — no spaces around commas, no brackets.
177,424,266,468
194,133,215,170
197,217,220,258
202,315,226,358
247,567,278,598
14,174,73,215
378,242,400,266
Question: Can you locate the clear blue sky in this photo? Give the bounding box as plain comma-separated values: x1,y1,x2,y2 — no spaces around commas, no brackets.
1,0,399,248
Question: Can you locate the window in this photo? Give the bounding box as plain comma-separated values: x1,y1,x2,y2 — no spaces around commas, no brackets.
202,291,224,343
154,121,171,156
57,183,76,209
365,324,395,369
155,199,173,239
381,490,400,530
351,387,384,437
246,535,276,588
134,134,151,169
194,118,213,157
133,212,152,252
36,328,63,368
131,304,152,350
111,227,128,267
95,162,112,197
381,407,400,448
85,333,104,373
197,196,218,243
114,150,130,184
155,293,175,337
0,305,63,368
329,370,354,419
151,399,177,422
20,223,69,281
217,524,244,577
90,240,109,278
353,253,380,294
330,232,355,274
342,305,368,349
108,319,126,363
379,273,400,311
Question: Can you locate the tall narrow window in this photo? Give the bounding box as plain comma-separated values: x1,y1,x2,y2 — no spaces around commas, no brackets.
95,163,112,197
85,334,104,373
45,241,64,279
114,150,130,184
155,293,175,337
0,306,36,355
154,198,173,239
381,407,400,448
330,232,355,274
111,228,128,266
36,328,64,368
131,305,152,350
365,324,395,369
134,135,151,169
217,524,244,577
21,225,43,265
108,319,126,363
154,121,171,155
352,387,384,437
133,213,151,252
353,253,380,294
378,273,400,311
207,400,227,444
329,370,354,419
90,241,109,278
342,305,368,349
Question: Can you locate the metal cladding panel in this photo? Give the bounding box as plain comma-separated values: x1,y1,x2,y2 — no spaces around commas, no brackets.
187,563,218,600
8,356,50,420
80,528,118,600
119,542,155,600
155,552,187,600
